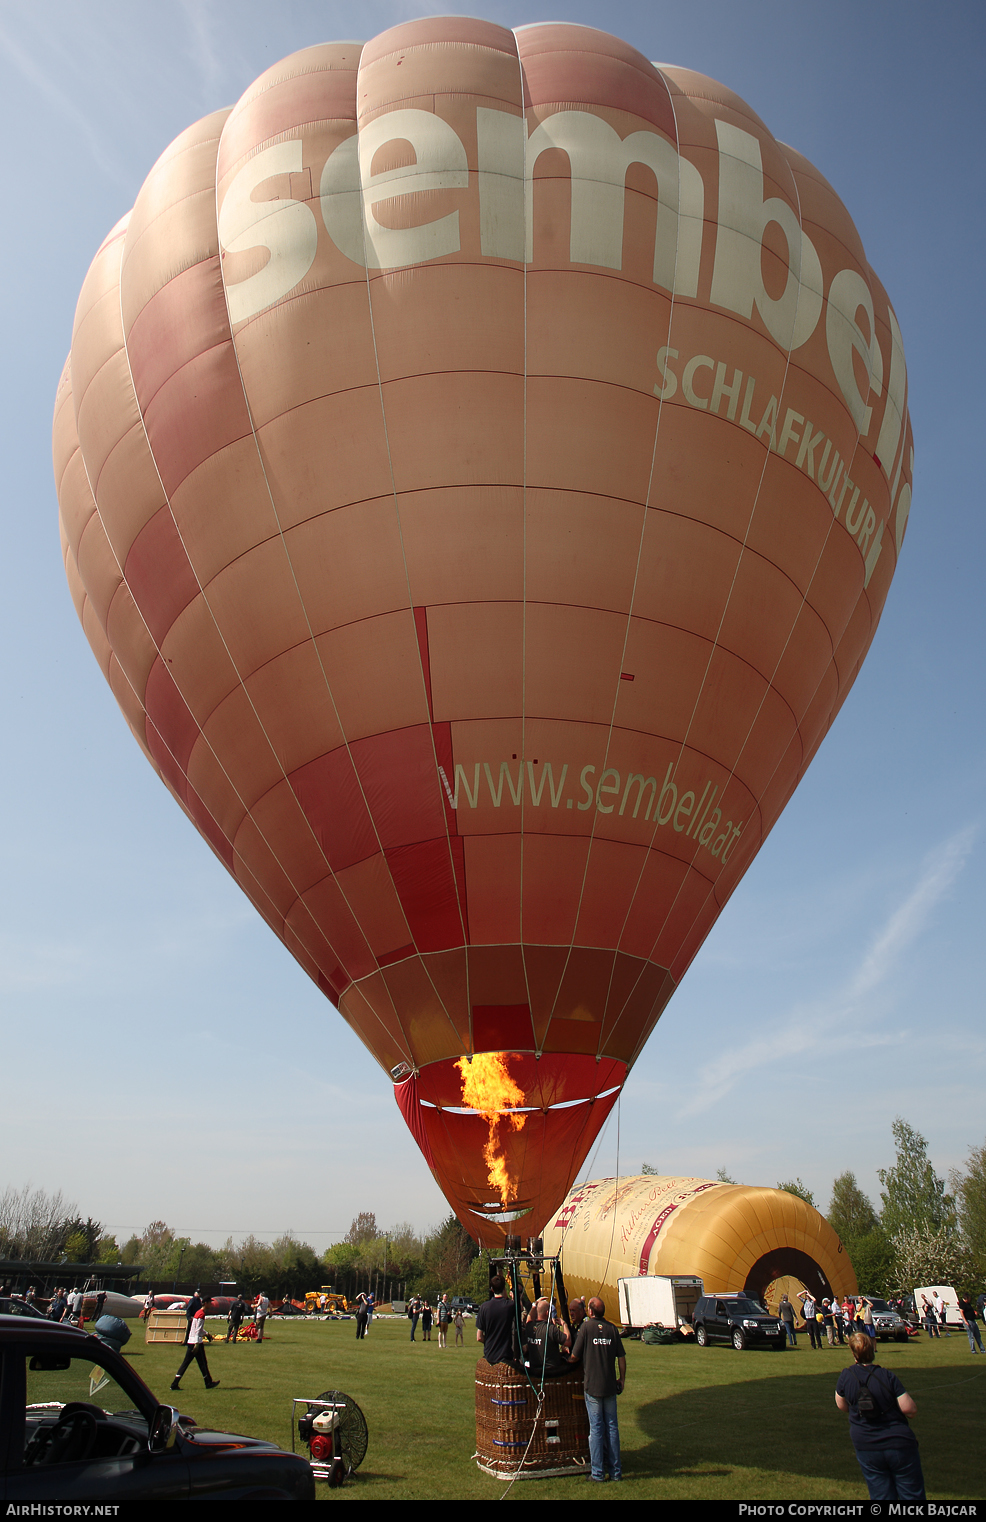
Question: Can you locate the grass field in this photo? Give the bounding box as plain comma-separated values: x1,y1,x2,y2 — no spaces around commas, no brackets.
128,1316,985,1501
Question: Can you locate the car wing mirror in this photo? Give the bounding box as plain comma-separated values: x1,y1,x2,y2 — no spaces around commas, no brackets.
148,1405,180,1454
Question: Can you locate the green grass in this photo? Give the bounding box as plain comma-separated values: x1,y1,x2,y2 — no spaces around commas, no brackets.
123,1318,985,1500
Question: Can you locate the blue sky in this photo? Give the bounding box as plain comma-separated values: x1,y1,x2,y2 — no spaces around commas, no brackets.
1,0,983,1251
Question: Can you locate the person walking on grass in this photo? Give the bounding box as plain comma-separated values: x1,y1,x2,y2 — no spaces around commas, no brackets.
183,1289,202,1344
171,1298,219,1391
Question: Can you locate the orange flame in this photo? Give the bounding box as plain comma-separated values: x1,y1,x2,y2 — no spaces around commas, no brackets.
455,1052,527,1205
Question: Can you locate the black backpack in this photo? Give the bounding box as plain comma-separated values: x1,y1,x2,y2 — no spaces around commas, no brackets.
853,1365,891,1420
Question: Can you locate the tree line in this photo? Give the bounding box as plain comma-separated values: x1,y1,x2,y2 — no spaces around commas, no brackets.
0,1189,485,1304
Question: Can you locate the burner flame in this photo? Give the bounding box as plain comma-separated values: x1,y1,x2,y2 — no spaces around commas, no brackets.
455,1052,527,1205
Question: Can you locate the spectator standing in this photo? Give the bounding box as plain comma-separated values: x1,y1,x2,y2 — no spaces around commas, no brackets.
254,1290,270,1342
862,1297,877,1342
421,1300,433,1342
957,1294,984,1354
834,1332,924,1500
171,1299,220,1391
570,1297,625,1483
454,1307,465,1346
226,1293,246,1343
437,1294,451,1349
934,1292,950,1338
800,1292,822,1350
779,1294,797,1347
920,1295,939,1338
365,1290,375,1333
408,1295,421,1341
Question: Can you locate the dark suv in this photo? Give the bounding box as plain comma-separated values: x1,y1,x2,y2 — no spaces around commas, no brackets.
692,1294,785,1350
0,1315,315,1500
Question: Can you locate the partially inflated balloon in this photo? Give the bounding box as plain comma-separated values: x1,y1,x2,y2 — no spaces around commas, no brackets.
55,20,913,1243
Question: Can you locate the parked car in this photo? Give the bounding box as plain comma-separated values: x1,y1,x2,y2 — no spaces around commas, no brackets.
692,1293,785,1350
0,1298,47,1321
449,1297,477,1315
0,1315,315,1500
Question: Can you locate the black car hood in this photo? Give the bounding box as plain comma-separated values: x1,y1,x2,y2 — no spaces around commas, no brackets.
182,1427,287,1452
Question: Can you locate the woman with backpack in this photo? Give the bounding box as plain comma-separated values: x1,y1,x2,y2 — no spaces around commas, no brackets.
834,1332,925,1500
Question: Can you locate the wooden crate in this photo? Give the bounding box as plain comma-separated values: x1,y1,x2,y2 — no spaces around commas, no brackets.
145,1310,187,1344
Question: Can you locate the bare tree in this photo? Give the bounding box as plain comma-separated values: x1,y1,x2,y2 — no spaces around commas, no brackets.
345,1212,379,1246
0,1186,76,1260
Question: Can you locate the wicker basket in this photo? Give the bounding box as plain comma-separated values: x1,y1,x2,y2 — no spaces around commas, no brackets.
475,1359,589,1479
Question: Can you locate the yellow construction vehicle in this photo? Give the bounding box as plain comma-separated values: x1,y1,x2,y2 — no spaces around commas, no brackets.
305,1288,349,1315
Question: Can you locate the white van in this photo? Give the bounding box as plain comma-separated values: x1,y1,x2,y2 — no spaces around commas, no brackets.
618,1275,703,1330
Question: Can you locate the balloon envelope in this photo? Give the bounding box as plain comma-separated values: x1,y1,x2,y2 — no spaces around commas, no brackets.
54,19,913,1243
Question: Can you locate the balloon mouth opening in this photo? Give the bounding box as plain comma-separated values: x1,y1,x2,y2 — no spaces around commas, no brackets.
471,1205,533,1223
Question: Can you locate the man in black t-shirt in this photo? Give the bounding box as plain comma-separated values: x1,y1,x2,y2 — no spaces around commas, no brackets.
522,1297,571,1377
475,1275,517,1367
570,1297,625,1482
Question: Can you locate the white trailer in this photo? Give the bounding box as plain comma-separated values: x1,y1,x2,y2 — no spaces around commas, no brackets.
618,1275,703,1330
914,1284,961,1326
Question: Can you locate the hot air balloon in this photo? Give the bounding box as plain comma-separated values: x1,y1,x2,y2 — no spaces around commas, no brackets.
542,1174,856,1314
54,19,913,1246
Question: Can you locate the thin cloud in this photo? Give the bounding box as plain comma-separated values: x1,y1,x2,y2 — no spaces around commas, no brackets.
677,823,978,1117
0,20,129,188
848,824,976,1000
177,0,243,105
